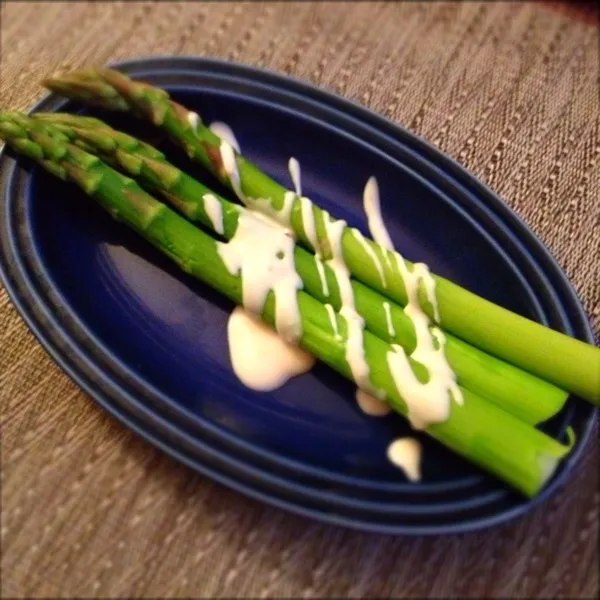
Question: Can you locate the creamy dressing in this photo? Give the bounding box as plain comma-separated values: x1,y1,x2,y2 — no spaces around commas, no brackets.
355,389,391,417
218,211,302,343
363,177,395,273
284,167,380,404
288,157,302,196
187,111,200,130
204,121,314,391
227,307,314,391
417,263,441,323
219,140,244,201
209,121,241,153
300,196,328,297
387,253,462,430
314,255,329,297
203,193,224,235
383,301,395,338
214,138,313,390
280,192,297,225
352,228,387,287
300,196,319,251
322,214,372,392
289,161,328,301
363,176,394,251
387,438,422,481
363,177,394,250
251,192,296,227
362,178,462,430
325,303,341,341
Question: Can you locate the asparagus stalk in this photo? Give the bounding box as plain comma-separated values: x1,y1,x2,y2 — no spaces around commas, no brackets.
28,111,570,426
0,114,574,497
42,68,600,404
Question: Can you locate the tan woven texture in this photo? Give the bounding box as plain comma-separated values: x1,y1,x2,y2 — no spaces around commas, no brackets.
1,1,599,598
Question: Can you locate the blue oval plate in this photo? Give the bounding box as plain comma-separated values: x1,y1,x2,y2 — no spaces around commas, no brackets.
0,57,596,535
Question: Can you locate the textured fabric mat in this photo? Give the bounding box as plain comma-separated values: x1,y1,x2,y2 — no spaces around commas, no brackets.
1,2,598,598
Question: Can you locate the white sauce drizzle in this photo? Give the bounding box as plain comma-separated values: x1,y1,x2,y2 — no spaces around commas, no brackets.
202,193,224,235
363,176,394,251
282,159,380,402
314,256,329,297
288,157,302,196
418,264,441,323
251,192,295,227
287,160,330,299
299,196,318,251
352,229,387,287
218,211,302,343
363,177,395,272
210,127,311,392
219,140,245,202
387,255,463,430
362,178,462,430
383,301,395,338
227,307,314,391
323,214,372,391
325,303,341,341
209,121,241,153
355,389,391,417
280,192,296,225
187,111,200,130
387,438,422,481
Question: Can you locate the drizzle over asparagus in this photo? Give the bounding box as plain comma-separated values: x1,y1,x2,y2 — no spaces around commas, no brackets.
0,114,573,497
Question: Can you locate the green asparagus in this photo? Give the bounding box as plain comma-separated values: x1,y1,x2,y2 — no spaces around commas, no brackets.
28,111,570,426
42,68,600,404
0,114,574,497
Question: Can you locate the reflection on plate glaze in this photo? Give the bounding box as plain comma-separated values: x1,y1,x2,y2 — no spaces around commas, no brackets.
100,243,201,328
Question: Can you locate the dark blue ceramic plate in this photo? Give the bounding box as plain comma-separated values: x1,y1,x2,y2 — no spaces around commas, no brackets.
0,57,596,534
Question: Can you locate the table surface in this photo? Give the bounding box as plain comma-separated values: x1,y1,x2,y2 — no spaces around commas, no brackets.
1,2,598,598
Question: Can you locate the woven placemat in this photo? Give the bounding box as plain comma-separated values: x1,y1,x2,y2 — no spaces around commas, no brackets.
1,2,598,598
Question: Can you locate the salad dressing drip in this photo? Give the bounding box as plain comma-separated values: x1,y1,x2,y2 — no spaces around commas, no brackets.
288,157,302,196
325,303,341,341
209,121,241,152
387,438,422,481
218,210,302,343
356,389,391,417
383,301,395,338
202,193,224,235
363,176,394,251
227,306,314,391
352,229,387,287
219,140,244,201
187,111,200,130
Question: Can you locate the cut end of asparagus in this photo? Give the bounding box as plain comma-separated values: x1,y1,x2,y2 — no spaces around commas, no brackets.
537,452,568,491
564,426,576,449
533,428,576,495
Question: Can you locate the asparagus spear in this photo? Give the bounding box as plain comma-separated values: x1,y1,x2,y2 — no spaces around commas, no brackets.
28,111,570,426
0,114,574,497
42,68,600,404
